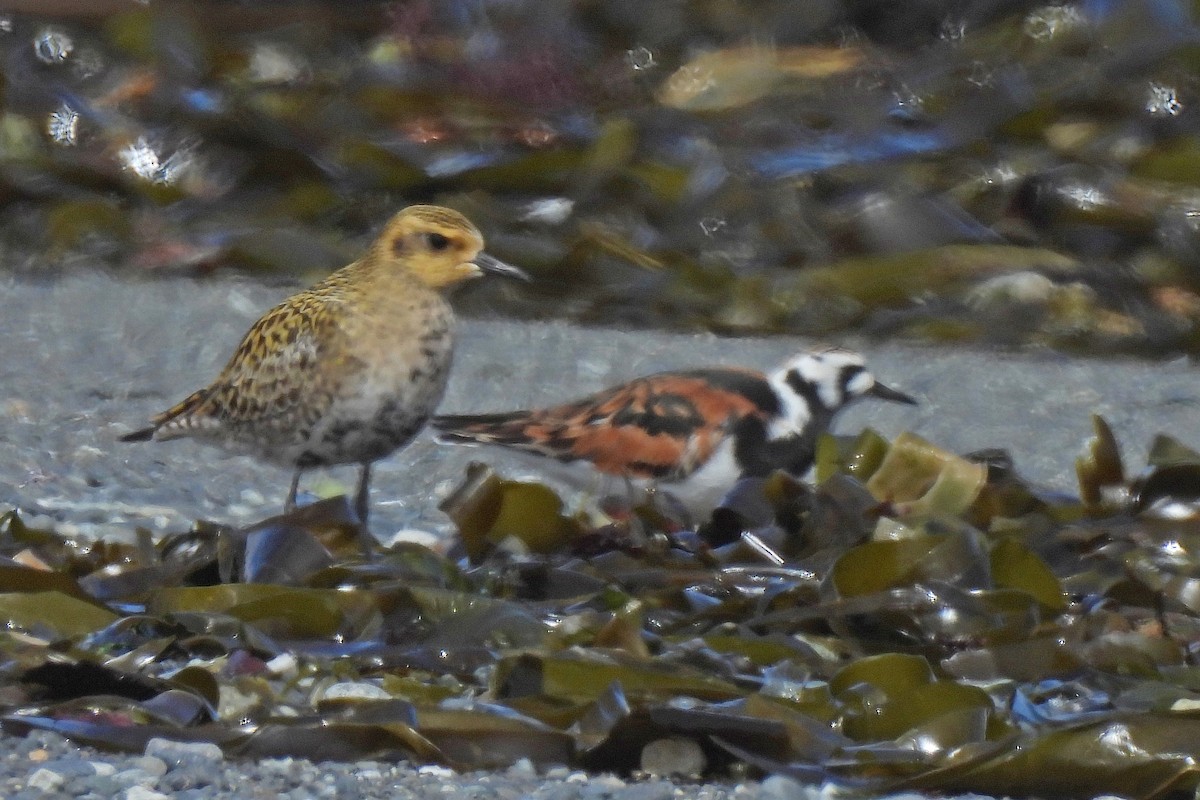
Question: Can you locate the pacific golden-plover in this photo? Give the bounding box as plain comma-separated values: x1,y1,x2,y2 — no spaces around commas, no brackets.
123,205,529,524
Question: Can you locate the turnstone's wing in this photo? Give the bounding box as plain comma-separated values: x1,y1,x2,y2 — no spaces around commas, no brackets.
433,367,776,480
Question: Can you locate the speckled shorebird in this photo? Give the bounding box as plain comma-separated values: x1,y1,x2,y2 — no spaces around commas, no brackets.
433,347,916,516
122,205,529,524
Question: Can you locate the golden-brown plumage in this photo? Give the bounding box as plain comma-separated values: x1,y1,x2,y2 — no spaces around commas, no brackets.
123,205,528,523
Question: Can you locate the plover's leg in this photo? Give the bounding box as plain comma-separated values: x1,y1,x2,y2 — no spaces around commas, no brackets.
353,462,376,558
285,469,303,512
354,462,372,524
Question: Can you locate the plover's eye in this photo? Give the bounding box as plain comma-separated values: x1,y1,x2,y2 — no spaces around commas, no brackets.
426,232,450,251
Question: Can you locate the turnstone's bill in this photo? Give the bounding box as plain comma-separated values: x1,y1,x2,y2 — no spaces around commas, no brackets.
122,205,529,524
433,346,916,516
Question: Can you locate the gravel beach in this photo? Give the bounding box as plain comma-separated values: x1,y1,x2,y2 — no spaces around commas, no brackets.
2,271,1199,797
0,727,890,800
5,272,1199,543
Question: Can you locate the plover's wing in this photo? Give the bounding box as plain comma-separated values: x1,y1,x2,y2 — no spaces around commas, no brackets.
127,295,348,443
203,296,354,426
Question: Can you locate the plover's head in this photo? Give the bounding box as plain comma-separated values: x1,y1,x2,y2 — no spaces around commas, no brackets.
373,205,529,289
767,346,916,436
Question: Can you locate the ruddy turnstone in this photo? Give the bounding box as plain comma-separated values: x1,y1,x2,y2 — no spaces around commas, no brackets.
432,346,916,516
122,205,529,524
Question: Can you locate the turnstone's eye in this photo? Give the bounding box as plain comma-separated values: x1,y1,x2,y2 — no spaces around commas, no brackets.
841,365,869,394
426,232,450,251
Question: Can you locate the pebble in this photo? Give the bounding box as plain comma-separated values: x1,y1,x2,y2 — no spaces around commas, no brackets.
640,737,707,778
760,776,815,800
48,757,95,778
83,774,123,796
317,680,392,701
611,781,679,800
131,755,168,777
125,787,171,800
265,653,299,677
591,775,628,791
144,737,224,769
418,764,457,778
26,767,65,791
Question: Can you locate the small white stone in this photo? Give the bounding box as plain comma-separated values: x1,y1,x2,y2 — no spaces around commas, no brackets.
90,761,117,777
592,774,627,790
125,787,171,800
761,774,816,800
218,684,261,720
265,652,299,677
506,757,537,777
640,736,706,777
384,528,442,549
144,737,224,764
966,271,1056,309
317,681,391,701
26,768,65,791
130,755,168,777
259,758,295,773
417,764,457,778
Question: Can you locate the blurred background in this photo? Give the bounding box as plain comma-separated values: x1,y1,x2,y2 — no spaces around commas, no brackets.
3,0,1200,354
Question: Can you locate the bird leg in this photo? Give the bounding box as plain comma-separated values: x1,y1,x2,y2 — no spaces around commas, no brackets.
285,469,303,513
618,472,650,544
354,462,371,525
354,462,376,559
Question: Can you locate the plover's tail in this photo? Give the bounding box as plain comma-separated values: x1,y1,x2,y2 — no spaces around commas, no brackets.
120,388,211,442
